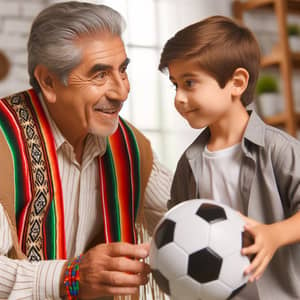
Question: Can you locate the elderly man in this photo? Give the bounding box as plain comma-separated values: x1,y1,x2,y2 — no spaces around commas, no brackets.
0,2,171,299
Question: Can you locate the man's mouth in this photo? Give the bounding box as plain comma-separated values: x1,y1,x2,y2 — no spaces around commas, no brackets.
95,108,118,114
94,104,123,114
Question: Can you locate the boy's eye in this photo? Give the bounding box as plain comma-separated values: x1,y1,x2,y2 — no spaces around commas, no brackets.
185,80,194,87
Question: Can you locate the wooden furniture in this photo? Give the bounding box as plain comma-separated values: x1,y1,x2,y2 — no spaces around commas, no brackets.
233,0,300,136
0,51,10,81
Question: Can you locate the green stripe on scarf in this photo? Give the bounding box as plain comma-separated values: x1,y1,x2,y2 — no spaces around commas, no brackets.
100,117,141,243
0,107,26,228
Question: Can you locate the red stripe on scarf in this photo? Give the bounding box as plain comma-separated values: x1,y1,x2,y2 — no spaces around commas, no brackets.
109,128,132,242
119,121,137,242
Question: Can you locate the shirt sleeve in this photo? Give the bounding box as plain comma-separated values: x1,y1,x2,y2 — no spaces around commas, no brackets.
0,204,66,300
143,152,173,235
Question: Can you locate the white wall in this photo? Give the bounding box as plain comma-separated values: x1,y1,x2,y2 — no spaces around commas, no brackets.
0,0,50,97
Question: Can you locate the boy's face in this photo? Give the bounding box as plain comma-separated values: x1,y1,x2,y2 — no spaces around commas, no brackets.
168,58,234,129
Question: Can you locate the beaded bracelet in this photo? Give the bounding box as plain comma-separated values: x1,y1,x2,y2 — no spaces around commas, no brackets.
64,254,82,299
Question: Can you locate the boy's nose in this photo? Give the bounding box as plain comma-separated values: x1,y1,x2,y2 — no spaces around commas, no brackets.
175,90,187,104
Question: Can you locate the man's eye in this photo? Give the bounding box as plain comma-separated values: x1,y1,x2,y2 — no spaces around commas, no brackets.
120,66,128,79
96,71,107,80
120,65,127,74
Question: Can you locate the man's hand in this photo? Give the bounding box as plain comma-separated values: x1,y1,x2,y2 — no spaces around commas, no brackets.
240,215,280,283
60,242,150,299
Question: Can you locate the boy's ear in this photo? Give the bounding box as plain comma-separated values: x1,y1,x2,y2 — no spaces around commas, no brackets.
34,64,58,104
231,67,249,97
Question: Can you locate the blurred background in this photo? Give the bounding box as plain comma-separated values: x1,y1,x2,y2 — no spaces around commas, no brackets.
0,0,300,171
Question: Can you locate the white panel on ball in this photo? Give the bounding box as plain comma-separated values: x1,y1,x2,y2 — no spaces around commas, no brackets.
171,275,202,300
209,220,243,257
174,215,210,254
156,243,188,280
200,280,232,300
166,199,205,223
218,252,249,289
222,206,245,230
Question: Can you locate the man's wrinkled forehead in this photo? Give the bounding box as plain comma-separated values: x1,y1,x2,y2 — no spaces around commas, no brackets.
75,31,126,56
74,32,127,68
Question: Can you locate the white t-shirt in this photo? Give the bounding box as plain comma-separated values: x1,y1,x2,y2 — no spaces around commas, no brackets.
199,143,259,300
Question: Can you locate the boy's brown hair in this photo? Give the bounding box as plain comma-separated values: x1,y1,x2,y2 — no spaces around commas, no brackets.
159,15,261,106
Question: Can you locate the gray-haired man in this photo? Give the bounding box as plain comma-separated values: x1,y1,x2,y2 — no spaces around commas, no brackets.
0,2,171,299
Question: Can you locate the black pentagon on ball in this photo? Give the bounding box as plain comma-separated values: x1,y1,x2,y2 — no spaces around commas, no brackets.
188,247,222,283
196,203,227,223
152,269,170,295
154,219,176,249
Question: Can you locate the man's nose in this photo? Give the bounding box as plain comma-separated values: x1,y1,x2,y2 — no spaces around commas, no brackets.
108,72,130,102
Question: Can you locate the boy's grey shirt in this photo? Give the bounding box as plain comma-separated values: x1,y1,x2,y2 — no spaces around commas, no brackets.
169,110,300,300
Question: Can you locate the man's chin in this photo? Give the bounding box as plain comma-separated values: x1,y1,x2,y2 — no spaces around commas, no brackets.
89,121,119,137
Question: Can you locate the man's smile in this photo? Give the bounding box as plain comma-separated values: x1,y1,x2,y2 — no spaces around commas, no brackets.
93,103,123,114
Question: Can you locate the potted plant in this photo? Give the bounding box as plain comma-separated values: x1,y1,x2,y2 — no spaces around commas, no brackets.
287,23,300,52
255,75,283,117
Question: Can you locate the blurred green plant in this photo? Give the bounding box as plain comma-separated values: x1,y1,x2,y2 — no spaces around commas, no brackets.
256,75,279,95
287,24,300,36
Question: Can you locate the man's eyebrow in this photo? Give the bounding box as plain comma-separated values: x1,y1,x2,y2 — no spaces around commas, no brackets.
121,57,130,68
88,57,130,76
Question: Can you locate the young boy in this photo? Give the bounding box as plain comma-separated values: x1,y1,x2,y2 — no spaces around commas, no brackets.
159,16,300,300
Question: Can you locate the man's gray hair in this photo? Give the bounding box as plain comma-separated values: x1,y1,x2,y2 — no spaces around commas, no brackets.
27,1,126,91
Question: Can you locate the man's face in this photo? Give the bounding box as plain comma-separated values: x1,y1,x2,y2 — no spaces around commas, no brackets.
52,32,130,138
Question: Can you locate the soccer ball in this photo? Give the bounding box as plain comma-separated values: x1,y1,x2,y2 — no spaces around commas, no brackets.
149,199,253,300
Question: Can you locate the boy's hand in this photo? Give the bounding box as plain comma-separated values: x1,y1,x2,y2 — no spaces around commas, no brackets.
240,215,280,283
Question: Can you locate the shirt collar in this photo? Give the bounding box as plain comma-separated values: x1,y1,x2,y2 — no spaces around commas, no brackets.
37,92,107,157
185,110,265,160
242,110,265,147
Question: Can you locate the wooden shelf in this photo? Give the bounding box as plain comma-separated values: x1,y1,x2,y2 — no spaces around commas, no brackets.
263,112,287,126
261,49,300,68
233,0,300,14
233,0,300,136
264,112,300,126
261,46,282,67
291,52,300,68
287,0,300,14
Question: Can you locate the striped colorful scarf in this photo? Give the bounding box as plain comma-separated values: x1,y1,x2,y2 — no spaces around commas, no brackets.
0,89,141,260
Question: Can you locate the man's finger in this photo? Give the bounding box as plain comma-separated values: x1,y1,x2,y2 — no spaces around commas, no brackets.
101,270,149,287
107,242,149,258
108,256,151,274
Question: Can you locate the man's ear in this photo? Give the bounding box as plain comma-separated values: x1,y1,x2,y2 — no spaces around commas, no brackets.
34,64,58,103
231,67,249,97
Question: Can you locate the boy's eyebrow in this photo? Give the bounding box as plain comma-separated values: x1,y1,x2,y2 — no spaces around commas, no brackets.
169,72,198,81
88,57,130,76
